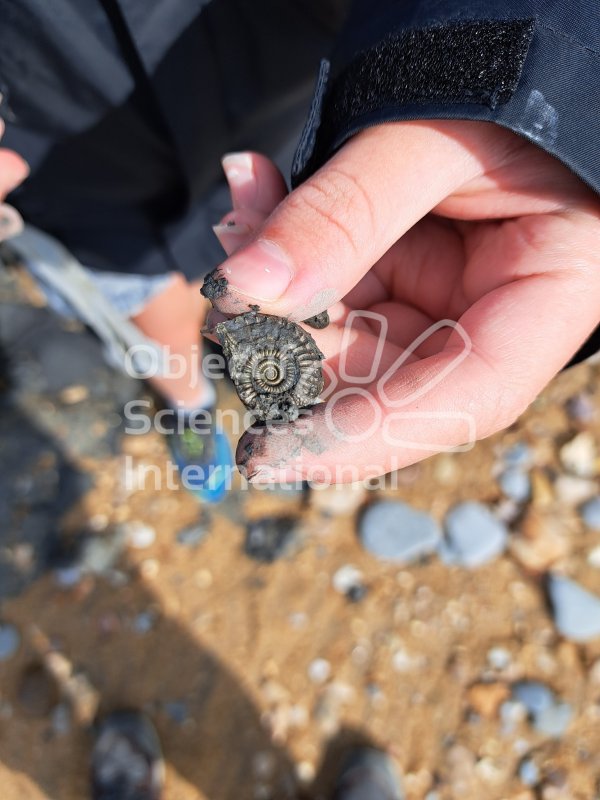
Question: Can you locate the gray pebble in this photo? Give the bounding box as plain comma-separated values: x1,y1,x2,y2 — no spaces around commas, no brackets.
244,516,301,563
548,574,600,642
0,624,20,661
502,442,532,467
579,496,600,530
176,521,209,547
518,757,540,786
498,467,531,503
534,702,573,737
359,501,441,563
512,681,555,716
440,502,508,568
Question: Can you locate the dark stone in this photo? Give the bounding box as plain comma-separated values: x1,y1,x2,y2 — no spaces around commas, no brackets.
244,516,301,563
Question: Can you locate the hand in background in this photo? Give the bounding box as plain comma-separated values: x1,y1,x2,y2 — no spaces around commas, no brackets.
0,119,29,242
208,120,600,483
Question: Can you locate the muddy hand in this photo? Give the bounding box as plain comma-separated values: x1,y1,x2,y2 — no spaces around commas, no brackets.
208,121,600,483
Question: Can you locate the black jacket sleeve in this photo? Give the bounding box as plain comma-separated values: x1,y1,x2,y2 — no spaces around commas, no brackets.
292,0,600,197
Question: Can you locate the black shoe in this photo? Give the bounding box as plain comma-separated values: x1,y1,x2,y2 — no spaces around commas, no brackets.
332,748,404,800
91,711,164,800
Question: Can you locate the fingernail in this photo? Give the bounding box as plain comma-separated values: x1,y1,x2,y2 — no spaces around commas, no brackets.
222,152,256,209
222,239,292,301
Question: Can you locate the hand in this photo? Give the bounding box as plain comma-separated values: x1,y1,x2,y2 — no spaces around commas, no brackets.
208,121,600,483
0,119,29,242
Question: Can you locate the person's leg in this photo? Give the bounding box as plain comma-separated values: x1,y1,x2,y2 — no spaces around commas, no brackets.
131,272,214,410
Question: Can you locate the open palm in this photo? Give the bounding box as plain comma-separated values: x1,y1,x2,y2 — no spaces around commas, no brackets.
209,121,600,481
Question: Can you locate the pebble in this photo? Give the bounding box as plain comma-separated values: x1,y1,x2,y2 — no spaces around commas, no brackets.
80,528,126,575
0,623,20,661
559,432,598,478
512,681,555,717
565,392,596,424
554,475,598,505
579,496,600,529
359,501,441,563
502,442,533,467
332,565,366,601
588,545,600,568
509,512,570,572
511,681,573,737
440,502,508,568
244,516,301,563
519,758,540,787
50,703,72,736
176,520,209,547
54,565,83,588
498,468,531,503
487,647,512,671
123,521,156,549
308,658,331,684
310,484,367,516
164,700,189,724
547,574,600,642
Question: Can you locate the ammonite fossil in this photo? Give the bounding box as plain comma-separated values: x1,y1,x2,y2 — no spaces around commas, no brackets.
213,306,325,422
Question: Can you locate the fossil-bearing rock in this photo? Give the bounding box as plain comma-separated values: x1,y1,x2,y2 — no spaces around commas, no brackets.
213,307,324,421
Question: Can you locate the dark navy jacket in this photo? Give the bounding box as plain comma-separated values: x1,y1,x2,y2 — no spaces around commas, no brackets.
1,2,599,300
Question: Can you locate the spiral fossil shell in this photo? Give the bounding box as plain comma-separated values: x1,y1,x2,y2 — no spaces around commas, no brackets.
214,307,325,421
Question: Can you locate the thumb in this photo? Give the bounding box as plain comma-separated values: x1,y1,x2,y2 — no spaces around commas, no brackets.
206,120,506,319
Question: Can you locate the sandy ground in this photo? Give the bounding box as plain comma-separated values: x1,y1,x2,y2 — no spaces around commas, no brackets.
1,269,600,800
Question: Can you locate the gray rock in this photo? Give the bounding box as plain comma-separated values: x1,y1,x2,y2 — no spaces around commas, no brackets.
579,496,600,530
244,516,301,563
502,442,532,467
547,574,600,642
176,514,210,547
359,501,441,563
511,681,573,738
512,681,555,716
80,528,126,575
518,757,540,786
498,468,531,503
440,502,508,568
0,624,20,661
534,702,573,737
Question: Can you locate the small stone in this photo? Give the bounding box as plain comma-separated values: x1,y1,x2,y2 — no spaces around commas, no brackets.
310,484,367,516
502,442,533,467
559,432,598,478
54,565,83,588
588,546,600,568
132,611,155,634
59,384,89,404
359,501,441,563
579,496,600,529
0,624,20,661
244,516,301,563
565,392,596,424
487,647,512,671
50,703,72,736
17,663,59,717
332,565,366,601
296,761,316,783
554,475,598,505
176,520,210,547
519,758,540,787
500,700,528,733
534,702,573,737
548,574,600,642
467,682,510,719
440,502,508,568
123,521,156,549
139,559,160,579
164,701,189,724
512,681,555,717
308,658,331,684
530,469,555,508
499,468,531,503
509,512,570,572
80,528,126,575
